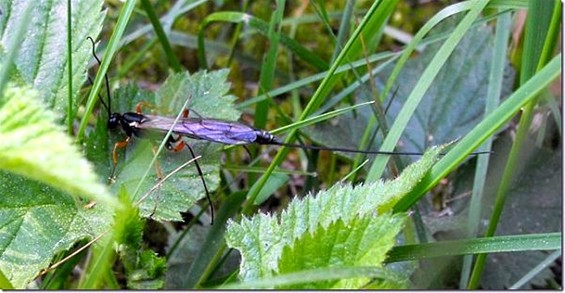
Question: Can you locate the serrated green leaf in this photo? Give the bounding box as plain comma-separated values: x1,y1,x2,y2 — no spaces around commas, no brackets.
156,70,240,120
0,85,115,206
107,71,241,221
225,147,443,287
0,0,104,117
0,172,111,288
114,187,144,250
277,214,407,289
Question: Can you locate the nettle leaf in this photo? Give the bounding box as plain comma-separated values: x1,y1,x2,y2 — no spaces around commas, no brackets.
156,69,240,120
0,0,104,116
277,215,407,289
108,71,241,221
0,86,113,288
0,172,111,288
225,146,443,288
0,85,115,205
305,23,514,161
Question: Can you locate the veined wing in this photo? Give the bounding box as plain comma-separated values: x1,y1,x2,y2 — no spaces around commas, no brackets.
139,114,261,145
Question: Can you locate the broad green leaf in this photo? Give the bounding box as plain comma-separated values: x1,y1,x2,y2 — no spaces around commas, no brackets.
277,215,407,289
156,70,240,120
106,70,241,221
225,146,443,287
0,0,104,116
305,23,514,162
0,172,111,288
0,85,115,206
381,22,514,155
0,86,113,288
412,135,562,289
479,144,562,289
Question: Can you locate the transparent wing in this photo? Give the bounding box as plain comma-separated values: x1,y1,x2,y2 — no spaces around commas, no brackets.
139,114,260,145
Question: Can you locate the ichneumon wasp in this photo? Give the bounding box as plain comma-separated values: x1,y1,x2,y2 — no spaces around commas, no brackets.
87,37,490,225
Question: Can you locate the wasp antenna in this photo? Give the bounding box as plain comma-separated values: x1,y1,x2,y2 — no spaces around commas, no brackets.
385,86,400,115
88,76,110,115
87,36,112,117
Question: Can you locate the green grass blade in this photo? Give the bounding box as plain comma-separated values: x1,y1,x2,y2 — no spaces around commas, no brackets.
119,0,203,49
139,0,182,72
330,0,355,63
509,250,562,289
254,0,286,129
459,11,511,288
78,234,115,289
271,101,374,135
197,11,328,70
386,233,561,262
219,266,391,289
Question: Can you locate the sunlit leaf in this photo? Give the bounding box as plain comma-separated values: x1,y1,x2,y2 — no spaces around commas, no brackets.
0,0,104,117
225,147,443,288
0,172,111,288
0,85,115,205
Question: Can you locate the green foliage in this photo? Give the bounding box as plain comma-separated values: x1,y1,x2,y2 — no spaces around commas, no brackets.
0,0,113,288
307,22,514,159
0,85,114,289
0,0,104,120
0,170,111,288
225,147,443,288
0,0,560,290
277,216,408,289
0,86,115,206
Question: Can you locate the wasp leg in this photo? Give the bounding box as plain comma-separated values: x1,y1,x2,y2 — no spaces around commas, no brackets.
135,101,158,114
171,140,214,225
110,136,131,183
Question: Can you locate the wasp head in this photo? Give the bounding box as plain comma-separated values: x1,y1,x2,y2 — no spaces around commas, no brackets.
107,113,121,129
